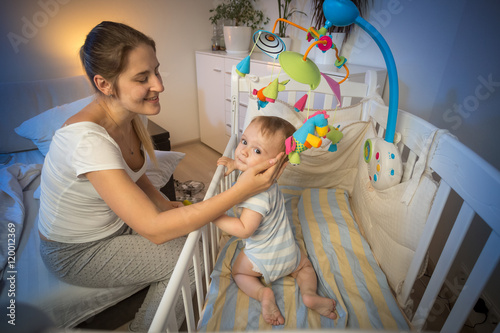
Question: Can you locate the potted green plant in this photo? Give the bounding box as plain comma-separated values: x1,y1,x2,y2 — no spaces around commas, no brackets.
277,0,307,37
276,0,307,51
209,0,269,54
310,0,372,64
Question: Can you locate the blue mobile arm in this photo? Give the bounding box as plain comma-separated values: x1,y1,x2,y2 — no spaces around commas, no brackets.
323,0,399,143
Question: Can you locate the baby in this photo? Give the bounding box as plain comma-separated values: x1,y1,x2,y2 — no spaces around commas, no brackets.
213,115,337,326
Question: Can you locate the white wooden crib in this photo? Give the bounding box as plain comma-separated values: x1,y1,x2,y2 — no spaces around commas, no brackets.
149,68,500,332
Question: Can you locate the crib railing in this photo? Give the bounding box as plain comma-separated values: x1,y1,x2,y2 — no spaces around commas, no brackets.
149,135,238,333
150,69,500,332
368,99,500,332
410,133,500,332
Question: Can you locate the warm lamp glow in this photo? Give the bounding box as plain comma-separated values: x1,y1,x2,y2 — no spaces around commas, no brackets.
37,22,91,77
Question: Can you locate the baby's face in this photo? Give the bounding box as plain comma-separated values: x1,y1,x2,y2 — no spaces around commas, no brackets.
234,122,282,172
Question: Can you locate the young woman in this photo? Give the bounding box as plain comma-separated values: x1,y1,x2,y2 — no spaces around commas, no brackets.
38,21,286,331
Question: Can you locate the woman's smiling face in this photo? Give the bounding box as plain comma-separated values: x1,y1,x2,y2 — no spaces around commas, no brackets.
114,43,164,116
233,121,283,172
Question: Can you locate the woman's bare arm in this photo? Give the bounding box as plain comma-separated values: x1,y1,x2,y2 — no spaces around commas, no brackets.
86,152,287,244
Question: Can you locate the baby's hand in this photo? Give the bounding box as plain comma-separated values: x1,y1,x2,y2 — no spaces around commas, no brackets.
167,201,184,209
217,156,236,176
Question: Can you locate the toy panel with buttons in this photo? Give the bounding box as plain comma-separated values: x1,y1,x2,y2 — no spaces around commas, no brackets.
363,138,403,190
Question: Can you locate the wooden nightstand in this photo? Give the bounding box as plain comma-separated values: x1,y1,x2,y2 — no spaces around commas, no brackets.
148,121,177,201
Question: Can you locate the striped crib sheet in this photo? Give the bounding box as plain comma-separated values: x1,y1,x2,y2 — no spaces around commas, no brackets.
295,187,408,330
198,186,408,331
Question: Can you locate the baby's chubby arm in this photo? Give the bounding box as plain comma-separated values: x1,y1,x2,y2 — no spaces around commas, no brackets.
217,156,237,176
213,208,262,239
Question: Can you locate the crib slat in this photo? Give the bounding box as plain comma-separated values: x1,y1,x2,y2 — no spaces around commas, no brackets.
411,201,475,330
201,174,217,278
192,240,204,316
308,92,315,110
201,226,211,291
398,141,404,155
324,94,333,109
342,96,352,107
149,228,202,332
216,223,221,249
210,223,217,269
166,308,178,332
399,181,452,306
377,124,385,138
402,150,418,182
442,231,500,332
287,91,297,105
181,270,196,332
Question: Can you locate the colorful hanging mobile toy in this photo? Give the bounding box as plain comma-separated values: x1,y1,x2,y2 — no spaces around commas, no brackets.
235,0,403,190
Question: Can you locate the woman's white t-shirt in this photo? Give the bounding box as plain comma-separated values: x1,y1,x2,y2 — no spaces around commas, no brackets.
38,122,146,243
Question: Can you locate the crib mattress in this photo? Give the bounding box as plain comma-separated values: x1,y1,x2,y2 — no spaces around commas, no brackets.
198,186,409,331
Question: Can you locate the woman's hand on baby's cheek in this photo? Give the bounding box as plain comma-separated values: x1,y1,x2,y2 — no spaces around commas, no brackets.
236,152,286,197
264,152,288,182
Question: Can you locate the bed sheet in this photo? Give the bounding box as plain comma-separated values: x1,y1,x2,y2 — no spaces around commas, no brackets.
0,149,45,167
198,186,409,331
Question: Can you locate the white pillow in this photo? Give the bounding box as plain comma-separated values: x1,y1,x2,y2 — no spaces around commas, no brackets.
14,95,94,155
146,150,185,190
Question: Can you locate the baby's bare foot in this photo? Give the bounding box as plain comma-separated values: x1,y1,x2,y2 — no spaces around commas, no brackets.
260,287,285,326
302,294,337,320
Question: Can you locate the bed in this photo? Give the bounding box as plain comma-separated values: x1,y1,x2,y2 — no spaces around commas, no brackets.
0,75,184,328
150,67,500,332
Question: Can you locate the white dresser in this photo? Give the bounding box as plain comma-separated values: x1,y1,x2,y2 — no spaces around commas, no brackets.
195,50,386,154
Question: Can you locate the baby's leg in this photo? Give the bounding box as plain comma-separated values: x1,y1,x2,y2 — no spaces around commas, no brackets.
291,251,337,320
232,251,285,326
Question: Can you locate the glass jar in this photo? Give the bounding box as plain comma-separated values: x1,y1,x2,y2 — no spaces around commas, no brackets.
211,36,220,51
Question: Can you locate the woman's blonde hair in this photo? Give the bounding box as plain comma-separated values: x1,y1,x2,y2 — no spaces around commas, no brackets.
80,21,157,164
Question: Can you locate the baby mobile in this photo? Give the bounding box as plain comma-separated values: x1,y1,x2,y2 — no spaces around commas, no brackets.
234,0,403,190
235,25,346,164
